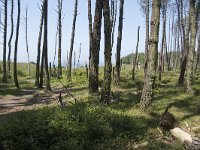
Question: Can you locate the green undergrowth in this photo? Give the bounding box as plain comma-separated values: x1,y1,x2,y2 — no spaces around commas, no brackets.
0,64,200,149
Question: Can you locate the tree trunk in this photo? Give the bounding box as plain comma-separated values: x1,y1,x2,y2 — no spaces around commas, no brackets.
13,0,20,88
88,0,103,93
39,43,44,88
57,0,62,78
186,0,197,94
7,0,14,78
144,0,150,76
77,43,81,68
25,6,30,77
178,17,190,86
173,24,178,71
132,26,140,80
73,51,76,72
101,0,112,104
140,0,161,110
35,3,44,86
53,30,58,69
88,0,93,65
114,0,124,84
167,12,171,71
111,0,117,48
67,0,78,81
3,0,8,83
43,0,51,91
195,31,200,71
177,0,187,85
159,2,167,81
169,9,175,69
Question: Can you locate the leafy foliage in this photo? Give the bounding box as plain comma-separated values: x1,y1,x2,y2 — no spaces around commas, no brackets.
121,52,145,65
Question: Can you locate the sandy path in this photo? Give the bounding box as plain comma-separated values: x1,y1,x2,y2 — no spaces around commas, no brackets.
0,88,60,115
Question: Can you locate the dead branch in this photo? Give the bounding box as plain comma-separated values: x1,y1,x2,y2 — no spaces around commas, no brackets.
58,79,78,104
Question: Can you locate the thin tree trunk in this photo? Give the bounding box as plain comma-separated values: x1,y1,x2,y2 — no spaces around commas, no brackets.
186,0,197,94
170,9,175,69
178,18,190,86
144,0,150,76
25,6,30,77
173,24,178,70
3,0,8,83
73,51,76,72
88,0,103,93
7,0,14,78
13,0,20,88
88,0,93,65
77,43,81,68
101,0,112,104
132,26,140,80
177,0,187,85
39,34,45,88
111,0,117,48
166,13,171,71
195,32,200,71
140,0,161,110
35,3,44,86
57,0,62,78
68,0,78,81
167,13,171,71
114,0,124,84
43,0,51,91
159,6,166,81
53,30,58,68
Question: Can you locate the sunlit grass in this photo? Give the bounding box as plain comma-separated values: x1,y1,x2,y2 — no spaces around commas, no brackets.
0,63,199,149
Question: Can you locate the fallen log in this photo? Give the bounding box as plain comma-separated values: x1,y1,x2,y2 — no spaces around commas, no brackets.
170,127,200,150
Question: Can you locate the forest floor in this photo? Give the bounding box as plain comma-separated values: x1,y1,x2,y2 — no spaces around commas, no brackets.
0,79,72,115
0,65,200,150
0,87,54,115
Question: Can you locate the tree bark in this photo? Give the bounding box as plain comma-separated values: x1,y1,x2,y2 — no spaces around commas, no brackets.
43,0,51,91
13,0,20,88
159,0,167,81
35,3,44,86
177,0,187,85
111,0,117,48
57,0,62,78
132,26,140,80
167,12,171,71
73,51,76,72
195,31,200,71
7,0,14,78
114,0,124,84
3,0,8,83
88,0,93,64
77,43,81,68
67,0,78,81
178,15,190,86
88,0,103,93
144,0,150,76
185,0,197,94
101,0,112,104
140,0,161,110
25,6,30,77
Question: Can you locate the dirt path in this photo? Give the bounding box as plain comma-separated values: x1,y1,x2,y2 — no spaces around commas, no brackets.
0,88,60,115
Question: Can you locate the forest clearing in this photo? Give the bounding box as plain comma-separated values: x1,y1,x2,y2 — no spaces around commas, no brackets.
0,64,200,149
0,0,200,149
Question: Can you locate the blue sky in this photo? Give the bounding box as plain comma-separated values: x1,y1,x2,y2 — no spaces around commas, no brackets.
0,0,146,65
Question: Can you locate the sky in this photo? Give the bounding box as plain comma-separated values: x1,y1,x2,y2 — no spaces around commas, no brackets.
0,0,146,66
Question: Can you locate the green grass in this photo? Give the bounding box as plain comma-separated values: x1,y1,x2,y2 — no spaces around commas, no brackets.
0,64,199,150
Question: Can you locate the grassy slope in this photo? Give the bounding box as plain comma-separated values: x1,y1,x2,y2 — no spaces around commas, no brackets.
0,64,199,150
